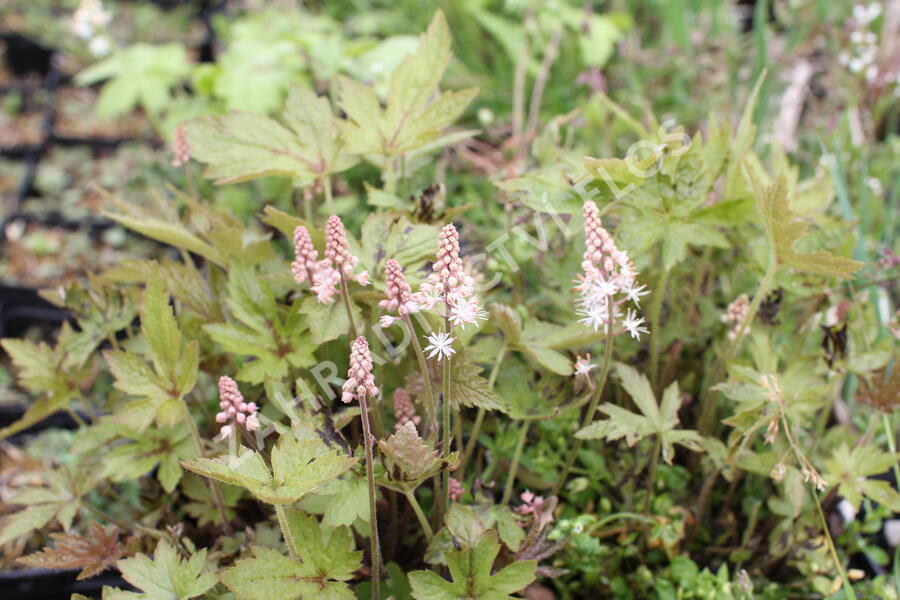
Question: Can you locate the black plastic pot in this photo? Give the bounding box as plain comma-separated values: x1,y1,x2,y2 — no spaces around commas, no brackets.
0,567,128,600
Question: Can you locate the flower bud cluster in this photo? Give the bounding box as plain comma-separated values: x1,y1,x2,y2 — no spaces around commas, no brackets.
216,376,259,437
291,217,369,304
342,337,379,403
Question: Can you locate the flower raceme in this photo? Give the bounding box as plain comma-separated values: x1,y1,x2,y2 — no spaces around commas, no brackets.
216,376,259,437
291,218,369,304
379,259,419,318
342,337,379,403
415,223,486,330
575,201,649,339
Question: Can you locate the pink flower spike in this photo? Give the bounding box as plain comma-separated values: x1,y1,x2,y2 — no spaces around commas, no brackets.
325,215,359,277
342,337,379,403
291,226,319,284
216,376,260,436
392,388,420,428
380,259,416,314
171,127,190,167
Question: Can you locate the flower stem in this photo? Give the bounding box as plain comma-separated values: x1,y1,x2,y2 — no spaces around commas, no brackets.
274,504,300,562
441,349,452,521
813,487,858,600
501,420,530,504
882,413,900,492
697,260,777,436
403,490,434,543
551,298,615,497
459,345,507,480
404,315,437,438
648,265,670,391
180,402,231,534
339,276,358,339
359,394,381,600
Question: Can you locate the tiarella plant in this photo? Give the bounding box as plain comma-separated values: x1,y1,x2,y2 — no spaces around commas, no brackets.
2,7,898,600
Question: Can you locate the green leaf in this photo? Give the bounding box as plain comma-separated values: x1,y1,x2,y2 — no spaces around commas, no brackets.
101,425,194,493
378,422,445,491
220,511,361,600
338,11,477,158
823,444,900,511
113,541,216,600
76,44,190,117
576,363,702,464
103,211,226,268
183,436,357,504
184,86,356,186
450,363,506,413
753,174,862,278
0,504,60,546
409,532,535,600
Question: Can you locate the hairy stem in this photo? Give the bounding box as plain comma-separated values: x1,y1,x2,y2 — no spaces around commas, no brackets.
403,490,434,543
404,316,437,438
339,276,358,339
501,420,530,504
180,403,231,534
648,265,670,391
441,349,452,521
359,394,381,600
698,260,777,435
459,345,507,479
274,504,300,562
551,297,616,496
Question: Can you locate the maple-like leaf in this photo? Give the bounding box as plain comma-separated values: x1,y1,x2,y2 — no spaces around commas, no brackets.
337,11,477,158
408,531,536,600
220,510,361,600
754,174,862,279
105,540,217,600
18,522,121,580
576,363,703,464
378,422,446,492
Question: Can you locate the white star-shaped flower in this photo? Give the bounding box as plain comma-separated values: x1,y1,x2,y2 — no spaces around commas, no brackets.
424,331,456,361
622,309,649,340
621,282,650,307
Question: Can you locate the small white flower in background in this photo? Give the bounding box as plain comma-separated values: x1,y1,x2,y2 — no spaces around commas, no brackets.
574,354,595,378
424,331,456,361
622,309,649,340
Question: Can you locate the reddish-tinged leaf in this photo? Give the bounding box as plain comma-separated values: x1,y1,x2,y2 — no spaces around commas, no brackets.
17,522,121,580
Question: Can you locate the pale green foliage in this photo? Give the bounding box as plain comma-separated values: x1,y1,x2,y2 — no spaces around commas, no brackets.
378,421,448,492
105,541,217,600
220,510,361,600
101,425,194,492
185,86,357,186
0,468,96,546
182,435,357,504
105,275,199,429
451,361,507,412
337,11,478,158
752,174,863,278
822,444,900,511
576,363,703,464
76,44,190,117
204,262,315,383
0,323,96,439
408,531,536,600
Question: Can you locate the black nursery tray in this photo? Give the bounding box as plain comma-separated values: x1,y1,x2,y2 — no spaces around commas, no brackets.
0,567,127,600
